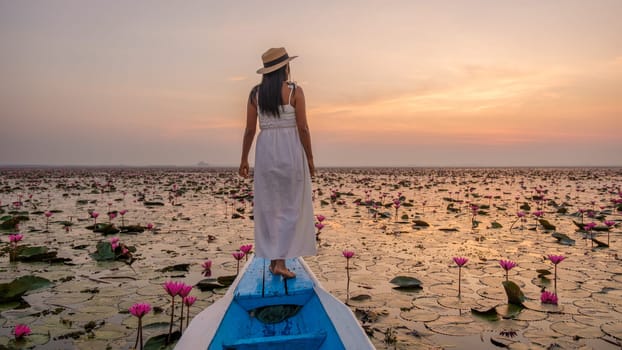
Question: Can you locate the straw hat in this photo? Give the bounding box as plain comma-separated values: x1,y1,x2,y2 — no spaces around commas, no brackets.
256,47,297,74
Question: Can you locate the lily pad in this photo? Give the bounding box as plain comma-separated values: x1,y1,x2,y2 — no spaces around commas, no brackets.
0,215,29,230
490,221,503,229
196,279,225,292
536,269,551,277
144,331,180,350
15,246,60,263
495,303,523,319
217,275,236,287
551,232,575,246
158,264,190,273
471,306,499,321
538,219,556,230
413,220,430,227
144,201,165,206
0,275,52,302
390,276,422,290
502,281,525,306
93,223,120,235
90,241,116,261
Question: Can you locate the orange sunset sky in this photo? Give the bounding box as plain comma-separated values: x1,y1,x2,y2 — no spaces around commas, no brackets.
1,1,621,167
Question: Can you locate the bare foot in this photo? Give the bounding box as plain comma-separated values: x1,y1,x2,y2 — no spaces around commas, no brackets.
272,265,296,279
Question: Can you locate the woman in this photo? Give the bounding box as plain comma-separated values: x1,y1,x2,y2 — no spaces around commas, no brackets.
239,47,316,278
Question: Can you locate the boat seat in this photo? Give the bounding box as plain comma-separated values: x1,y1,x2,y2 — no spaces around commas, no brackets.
222,330,327,350
234,258,315,310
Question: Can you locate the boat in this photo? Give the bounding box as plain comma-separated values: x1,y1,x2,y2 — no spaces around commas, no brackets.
175,256,375,349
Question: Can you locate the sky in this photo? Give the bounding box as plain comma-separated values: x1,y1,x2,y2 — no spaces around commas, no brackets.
1,0,621,167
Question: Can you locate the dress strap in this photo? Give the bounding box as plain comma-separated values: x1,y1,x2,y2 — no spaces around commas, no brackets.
287,83,296,105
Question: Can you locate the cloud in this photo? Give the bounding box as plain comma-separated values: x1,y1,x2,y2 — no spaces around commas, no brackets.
228,76,248,81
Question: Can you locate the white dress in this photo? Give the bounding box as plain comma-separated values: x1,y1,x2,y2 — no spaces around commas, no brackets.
253,84,317,259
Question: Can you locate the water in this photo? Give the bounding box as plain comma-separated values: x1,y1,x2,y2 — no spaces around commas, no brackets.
0,167,621,349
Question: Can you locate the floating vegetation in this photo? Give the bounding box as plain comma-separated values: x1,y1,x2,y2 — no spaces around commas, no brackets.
0,167,621,349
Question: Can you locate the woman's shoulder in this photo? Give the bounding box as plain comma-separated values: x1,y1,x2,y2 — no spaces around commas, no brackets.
287,81,304,95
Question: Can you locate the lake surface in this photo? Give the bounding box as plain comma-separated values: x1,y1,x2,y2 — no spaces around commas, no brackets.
1,167,621,349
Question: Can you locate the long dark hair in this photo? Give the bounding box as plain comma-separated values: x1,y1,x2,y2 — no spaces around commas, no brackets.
249,65,289,117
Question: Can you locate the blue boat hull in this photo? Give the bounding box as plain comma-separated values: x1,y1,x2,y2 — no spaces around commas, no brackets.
175,256,374,350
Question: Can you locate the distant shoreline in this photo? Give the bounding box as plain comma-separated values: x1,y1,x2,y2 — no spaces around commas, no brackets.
1,164,621,169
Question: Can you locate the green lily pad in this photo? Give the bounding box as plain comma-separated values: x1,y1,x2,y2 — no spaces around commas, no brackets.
0,215,29,230
90,241,116,261
350,294,372,301
158,264,190,273
413,220,430,227
144,331,180,350
536,269,551,277
538,219,556,230
93,223,120,235
552,232,575,246
390,276,423,290
496,303,523,319
217,275,236,287
15,246,59,262
502,281,525,306
490,221,503,229
471,306,499,321
0,275,52,302
144,201,165,206
196,279,225,291
591,238,609,248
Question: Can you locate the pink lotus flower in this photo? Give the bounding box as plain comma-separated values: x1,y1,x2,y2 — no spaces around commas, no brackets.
453,257,468,296
183,295,197,307
499,259,517,281
499,259,517,271
315,222,325,230
342,250,355,259
548,254,565,294
146,223,154,230
201,260,212,270
9,234,23,243
548,255,565,265
453,257,468,267
120,209,128,216
540,291,558,305
110,237,120,251
239,244,253,255
129,302,151,318
177,283,193,334
163,280,185,344
178,284,192,298
13,324,31,339
342,250,355,302
533,210,543,218
44,211,53,218
604,220,615,228
108,212,117,220
315,214,325,222
163,281,184,297
232,251,245,275
129,302,151,349
583,222,597,230
91,211,99,225
183,295,198,332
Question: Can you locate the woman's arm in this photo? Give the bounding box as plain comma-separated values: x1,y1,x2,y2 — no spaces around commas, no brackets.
239,94,258,178
293,86,315,177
